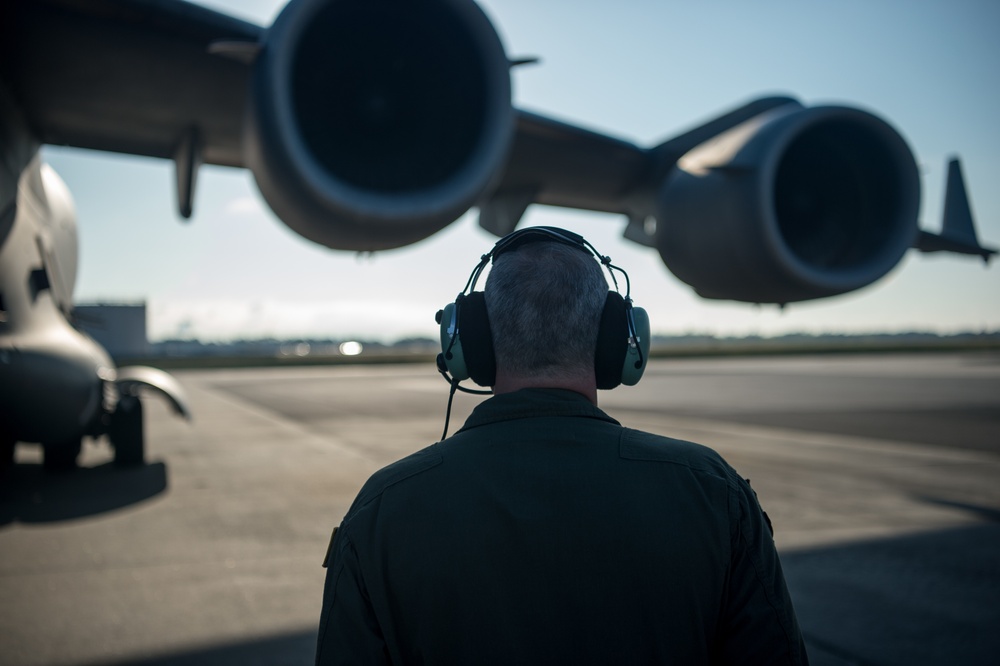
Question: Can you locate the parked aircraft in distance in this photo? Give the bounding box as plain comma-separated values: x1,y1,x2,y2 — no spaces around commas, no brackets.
0,0,994,469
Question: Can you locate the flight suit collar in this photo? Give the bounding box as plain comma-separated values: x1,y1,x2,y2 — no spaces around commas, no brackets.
456,387,621,434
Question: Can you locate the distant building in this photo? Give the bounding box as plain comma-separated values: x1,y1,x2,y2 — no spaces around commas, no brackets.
74,302,149,359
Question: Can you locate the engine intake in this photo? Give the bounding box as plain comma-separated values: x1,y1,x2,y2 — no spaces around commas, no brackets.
655,104,920,303
245,0,514,251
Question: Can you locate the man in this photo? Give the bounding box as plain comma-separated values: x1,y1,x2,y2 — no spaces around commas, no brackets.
316,227,808,665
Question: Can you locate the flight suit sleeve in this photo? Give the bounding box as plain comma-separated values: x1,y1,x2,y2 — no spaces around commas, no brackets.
718,476,810,665
315,524,389,666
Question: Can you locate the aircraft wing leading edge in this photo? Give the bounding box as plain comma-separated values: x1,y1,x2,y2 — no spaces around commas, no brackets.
482,97,803,239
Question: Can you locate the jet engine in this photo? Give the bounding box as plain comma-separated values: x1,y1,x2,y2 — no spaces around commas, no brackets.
655,103,921,304
244,0,515,251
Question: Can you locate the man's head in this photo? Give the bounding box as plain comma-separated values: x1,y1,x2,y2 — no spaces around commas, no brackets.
485,238,608,396
436,226,649,400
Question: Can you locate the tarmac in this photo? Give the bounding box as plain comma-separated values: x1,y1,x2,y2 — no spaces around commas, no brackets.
1,352,999,665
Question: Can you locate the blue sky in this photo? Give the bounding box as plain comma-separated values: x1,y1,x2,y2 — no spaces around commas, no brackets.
44,0,999,341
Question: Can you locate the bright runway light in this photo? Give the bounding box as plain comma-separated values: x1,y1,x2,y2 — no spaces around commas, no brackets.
339,341,363,356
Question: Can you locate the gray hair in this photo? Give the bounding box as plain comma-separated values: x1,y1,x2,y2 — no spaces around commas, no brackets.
484,240,608,379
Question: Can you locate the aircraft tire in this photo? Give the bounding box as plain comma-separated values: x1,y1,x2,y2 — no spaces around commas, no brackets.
111,395,144,467
43,438,81,471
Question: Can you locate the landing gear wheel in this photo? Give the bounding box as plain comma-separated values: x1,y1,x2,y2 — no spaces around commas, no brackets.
0,432,14,483
43,438,81,471
110,395,144,467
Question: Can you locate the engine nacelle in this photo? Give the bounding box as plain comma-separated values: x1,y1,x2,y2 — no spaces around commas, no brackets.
244,0,515,252
655,104,920,304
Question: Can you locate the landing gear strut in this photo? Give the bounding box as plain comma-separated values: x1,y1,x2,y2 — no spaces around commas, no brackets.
43,438,81,471
109,394,144,466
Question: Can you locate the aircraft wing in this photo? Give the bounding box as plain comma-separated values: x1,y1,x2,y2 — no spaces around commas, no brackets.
477,111,649,238
482,96,802,241
2,0,992,306
2,0,257,168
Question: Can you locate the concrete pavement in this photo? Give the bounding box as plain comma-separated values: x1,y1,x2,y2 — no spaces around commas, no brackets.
2,353,998,665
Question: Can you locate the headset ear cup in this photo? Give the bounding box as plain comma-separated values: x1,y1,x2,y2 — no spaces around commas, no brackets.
621,306,650,386
439,302,469,381
595,293,649,389
456,292,497,387
595,292,628,390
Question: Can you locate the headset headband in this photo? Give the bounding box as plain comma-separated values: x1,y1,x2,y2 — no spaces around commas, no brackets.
461,226,631,300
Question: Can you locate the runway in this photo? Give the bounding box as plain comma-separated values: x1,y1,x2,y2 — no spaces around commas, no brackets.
2,353,999,665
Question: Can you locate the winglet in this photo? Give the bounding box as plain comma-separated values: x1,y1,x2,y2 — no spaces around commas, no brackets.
915,157,996,263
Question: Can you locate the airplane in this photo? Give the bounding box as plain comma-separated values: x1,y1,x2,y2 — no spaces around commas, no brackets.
0,154,192,473
0,0,994,471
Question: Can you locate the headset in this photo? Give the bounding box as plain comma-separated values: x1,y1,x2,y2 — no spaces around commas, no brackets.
435,227,650,431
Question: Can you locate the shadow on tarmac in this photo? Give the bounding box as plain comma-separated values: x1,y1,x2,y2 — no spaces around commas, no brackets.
47,521,1000,666
784,518,1000,666
3,518,988,666
36,513,996,666
0,461,167,525
79,630,317,666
